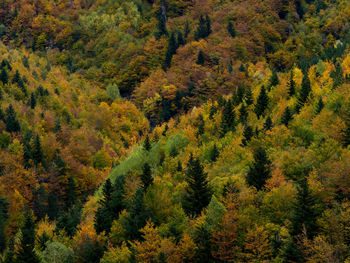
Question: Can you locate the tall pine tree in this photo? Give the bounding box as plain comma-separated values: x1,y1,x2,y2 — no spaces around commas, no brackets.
141,163,153,190
281,106,293,127
5,105,20,133
0,197,9,254
220,99,236,137
254,86,269,118
246,147,271,190
183,155,212,216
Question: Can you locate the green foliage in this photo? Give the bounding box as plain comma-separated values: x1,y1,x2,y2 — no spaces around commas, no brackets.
288,70,296,97
56,203,82,237
196,50,205,65
220,99,236,136
242,125,253,146
205,196,225,230
140,163,153,190
0,197,9,253
209,143,219,162
227,21,236,37
42,241,74,263
183,155,212,216
143,135,151,152
246,147,271,190
254,86,269,118
106,83,121,101
194,14,211,40
281,106,293,127
5,105,20,133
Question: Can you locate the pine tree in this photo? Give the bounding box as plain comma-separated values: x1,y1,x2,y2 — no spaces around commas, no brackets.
210,144,219,162
16,209,41,263
0,197,9,254
141,163,153,190
254,86,269,118
177,30,185,46
164,32,177,69
269,71,279,88
239,103,248,124
47,191,58,220
0,67,8,84
239,63,245,72
143,135,151,151
264,116,273,131
288,70,296,97
341,122,350,148
196,50,205,65
94,179,114,234
183,155,212,216
314,96,324,115
155,9,167,39
30,92,36,109
124,188,149,240
33,135,43,165
242,125,253,146
245,86,253,105
177,160,182,172
296,72,311,112
12,70,20,84
227,21,236,37
220,99,236,137
184,20,190,38
194,14,211,40
196,114,205,137
3,238,15,263
66,175,76,209
56,203,82,237
205,14,212,36
246,147,271,190
5,104,20,133
290,178,319,239
32,185,47,220
281,106,293,127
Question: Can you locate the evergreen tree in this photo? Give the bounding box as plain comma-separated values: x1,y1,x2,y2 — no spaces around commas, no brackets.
176,160,182,172
32,185,47,220
194,14,211,40
124,188,148,240
239,63,245,72
296,72,311,112
242,125,253,146
56,203,82,237
254,86,269,118
342,122,350,148
16,209,41,263
12,70,20,84
30,92,36,109
141,163,153,190
290,178,319,239
245,86,253,105
196,114,205,137
210,144,219,162
246,147,271,190
288,70,296,97
314,96,324,115
155,9,167,39
5,105,20,133
281,106,293,127
33,135,43,165
269,71,279,88
94,179,113,234
143,135,151,151
184,20,190,38
177,30,185,46
66,175,76,209
264,116,273,131
239,103,248,124
183,155,212,216
193,224,214,262
0,67,8,84
0,197,9,254
47,191,59,220
227,21,236,37
220,99,236,137
164,32,177,69
209,105,217,119
196,50,205,65
3,238,15,263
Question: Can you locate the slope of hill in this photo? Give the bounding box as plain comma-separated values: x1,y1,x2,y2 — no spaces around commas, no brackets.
1,0,350,262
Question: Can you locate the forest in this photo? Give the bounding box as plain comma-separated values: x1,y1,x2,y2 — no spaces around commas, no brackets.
1,0,350,262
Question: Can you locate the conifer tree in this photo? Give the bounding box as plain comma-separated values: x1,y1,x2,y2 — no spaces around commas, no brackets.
155,9,167,39
177,30,185,46
194,15,211,40
264,116,273,131
242,125,253,146
254,86,269,118
281,106,293,127
12,70,20,84
227,21,236,37
177,160,182,172
3,238,15,263
33,135,43,165
239,63,245,72
0,197,9,254
196,50,205,65
296,72,311,112
314,96,324,115
124,188,148,240
290,178,319,239
47,191,58,220
32,185,47,220
143,135,151,151
164,32,177,69
0,67,8,84
184,20,190,38
141,163,153,190
288,70,296,97
30,92,36,109
94,179,113,234
5,104,20,133
66,175,76,209
239,103,248,124
269,71,279,88
342,122,350,148
246,147,271,190
210,144,219,162
183,155,212,216
196,114,205,137
205,15,212,36
245,86,253,105
220,99,236,137
16,209,41,263
56,203,82,237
